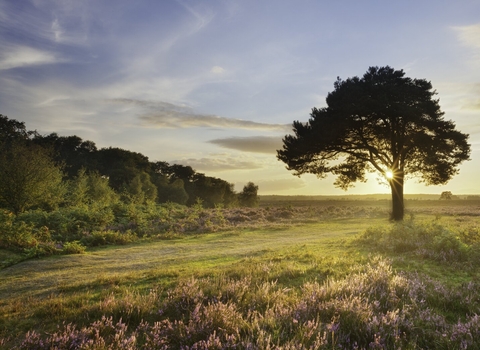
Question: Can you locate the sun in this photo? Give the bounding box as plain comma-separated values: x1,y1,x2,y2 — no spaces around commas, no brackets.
385,170,394,179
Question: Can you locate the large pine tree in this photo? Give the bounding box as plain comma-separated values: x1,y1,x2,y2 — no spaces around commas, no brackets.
278,66,470,220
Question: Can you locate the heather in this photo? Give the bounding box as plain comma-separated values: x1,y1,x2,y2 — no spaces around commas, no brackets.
11,258,480,349
1,201,480,349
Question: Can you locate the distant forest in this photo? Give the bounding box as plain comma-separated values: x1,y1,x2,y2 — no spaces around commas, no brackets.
260,193,480,202
0,115,258,214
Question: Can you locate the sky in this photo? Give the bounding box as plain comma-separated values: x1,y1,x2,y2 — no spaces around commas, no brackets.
1,0,480,196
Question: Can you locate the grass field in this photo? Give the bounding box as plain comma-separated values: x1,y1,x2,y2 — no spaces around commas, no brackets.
1,200,480,349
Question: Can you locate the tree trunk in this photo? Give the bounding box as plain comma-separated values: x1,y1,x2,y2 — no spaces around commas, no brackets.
389,172,404,221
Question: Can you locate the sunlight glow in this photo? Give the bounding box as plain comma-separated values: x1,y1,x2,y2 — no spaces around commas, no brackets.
385,171,394,179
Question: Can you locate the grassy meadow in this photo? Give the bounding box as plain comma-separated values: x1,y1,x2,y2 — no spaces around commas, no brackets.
1,199,480,349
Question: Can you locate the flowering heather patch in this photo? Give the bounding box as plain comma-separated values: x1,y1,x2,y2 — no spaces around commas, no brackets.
14,257,480,349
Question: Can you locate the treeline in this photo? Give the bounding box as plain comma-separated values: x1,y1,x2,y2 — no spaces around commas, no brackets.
0,115,258,214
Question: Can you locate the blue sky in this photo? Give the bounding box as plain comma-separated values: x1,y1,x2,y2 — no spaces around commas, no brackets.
1,0,479,195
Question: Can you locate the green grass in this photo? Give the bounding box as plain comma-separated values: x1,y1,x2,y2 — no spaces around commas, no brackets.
0,217,381,340
2,210,480,348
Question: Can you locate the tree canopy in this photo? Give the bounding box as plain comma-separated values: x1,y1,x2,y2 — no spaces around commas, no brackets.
0,115,255,211
33,133,97,178
238,182,259,208
0,142,65,214
278,66,470,220
0,114,37,145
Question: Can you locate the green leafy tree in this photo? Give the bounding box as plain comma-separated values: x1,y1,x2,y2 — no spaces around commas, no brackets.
278,66,470,220
152,162,196,200
86,172,119,206
188,174,237,208
238,182,259,207
0,115,37,144
34,133,97,178
0,142,65,214
126,172,158,204
160,163,196,182
95,147,151,191
222,182,238,208
152,162,236,207
67,169,119,206
152,174,189,205
67,168,90,206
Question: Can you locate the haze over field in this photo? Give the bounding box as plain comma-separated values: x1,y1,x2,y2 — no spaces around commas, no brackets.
1,0,479,195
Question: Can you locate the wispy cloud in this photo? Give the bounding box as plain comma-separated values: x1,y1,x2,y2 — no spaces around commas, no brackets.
141,113,290,130
452,23,480,70
211,66,225,74
462,101,480,110
209,136,284,154
453,23,480,49
175,0,215,34
110,98,290,131
0,46,63,70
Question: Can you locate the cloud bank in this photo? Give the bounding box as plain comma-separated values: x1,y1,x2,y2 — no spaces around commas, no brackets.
110,98,290,131
208,136,284,154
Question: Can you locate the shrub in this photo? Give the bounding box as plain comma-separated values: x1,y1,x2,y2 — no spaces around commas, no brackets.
80,230,138,247
458,226,480,245
0,210,39,249
17,206,116,242
62,241,86,254
23,241,59,258
110,202,163,235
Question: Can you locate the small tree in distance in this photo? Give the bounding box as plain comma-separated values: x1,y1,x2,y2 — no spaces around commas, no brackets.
278,66,470,221
238,182,259,207
439,191,453,200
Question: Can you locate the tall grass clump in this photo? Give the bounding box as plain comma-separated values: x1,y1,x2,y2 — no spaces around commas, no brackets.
356,220,474,264
12,257,480,349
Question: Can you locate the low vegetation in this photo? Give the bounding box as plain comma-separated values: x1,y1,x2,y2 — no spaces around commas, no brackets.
0,199,389,267
1,200,480,349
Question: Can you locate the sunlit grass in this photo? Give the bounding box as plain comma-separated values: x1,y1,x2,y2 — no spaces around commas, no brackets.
0,218,377,343
1,204,480,348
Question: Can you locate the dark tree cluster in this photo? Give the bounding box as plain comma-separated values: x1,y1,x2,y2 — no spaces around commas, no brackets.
0,115,258,213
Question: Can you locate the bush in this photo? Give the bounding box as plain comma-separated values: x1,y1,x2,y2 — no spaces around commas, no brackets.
0,210,39,249
80,230,138,247
62,241,86,254
17,206,116,241
110,202,165,235
23,241,59,258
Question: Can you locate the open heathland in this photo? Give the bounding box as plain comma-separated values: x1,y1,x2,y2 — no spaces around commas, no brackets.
1,200,480,349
